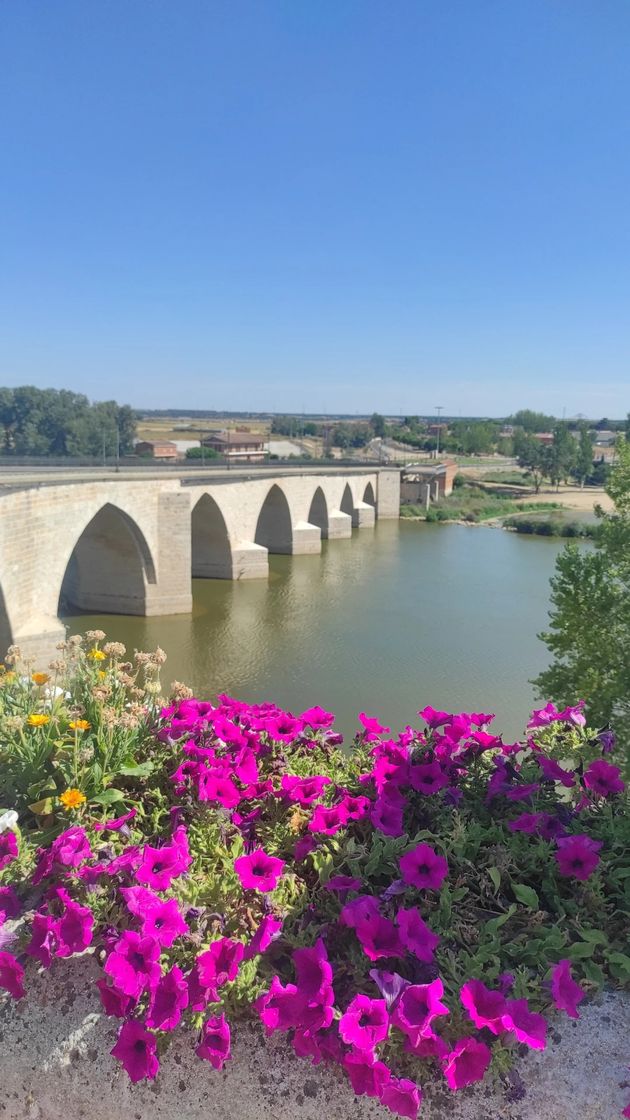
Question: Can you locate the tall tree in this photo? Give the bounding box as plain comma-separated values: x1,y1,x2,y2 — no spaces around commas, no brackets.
546,423,576,491
574,423,594,488
514,432,547,493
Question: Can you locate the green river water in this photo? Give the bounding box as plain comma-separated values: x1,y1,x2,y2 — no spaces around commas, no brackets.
62,521,571,743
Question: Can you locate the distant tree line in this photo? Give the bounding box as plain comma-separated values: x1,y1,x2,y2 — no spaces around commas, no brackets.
0,387,137,457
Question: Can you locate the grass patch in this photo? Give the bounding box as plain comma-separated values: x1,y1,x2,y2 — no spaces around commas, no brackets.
401,485,561,523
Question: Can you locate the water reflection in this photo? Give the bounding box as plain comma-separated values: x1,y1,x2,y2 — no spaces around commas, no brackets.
62,522,571,742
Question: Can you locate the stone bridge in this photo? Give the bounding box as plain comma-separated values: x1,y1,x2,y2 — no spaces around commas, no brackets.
0,467,400,662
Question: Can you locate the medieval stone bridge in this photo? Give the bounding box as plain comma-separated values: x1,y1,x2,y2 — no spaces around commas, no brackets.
0,466,400,662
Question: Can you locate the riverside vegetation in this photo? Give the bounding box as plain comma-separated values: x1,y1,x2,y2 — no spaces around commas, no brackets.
1,636,629,1118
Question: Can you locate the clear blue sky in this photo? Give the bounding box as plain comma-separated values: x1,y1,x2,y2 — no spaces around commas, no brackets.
1,0,629,417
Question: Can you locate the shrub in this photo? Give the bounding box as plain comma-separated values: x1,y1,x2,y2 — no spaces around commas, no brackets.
0,638,629,1117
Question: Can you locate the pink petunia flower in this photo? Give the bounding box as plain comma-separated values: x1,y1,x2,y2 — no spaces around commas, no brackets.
417,706,450,728
393,979,450,1041
409,761,449,795
146,965,189,1031
198,770,242,808
379,1076,421,1119
93,808,137,832
55,894,94,957
292,939,333,1001
234,848,285,892
196,937,244,995
0,951,25,999
324,875,363,895
555,834,602,881
395,907,439,963
399,842,448,891
443,1037,492,1090
196,1013,232,1069
308,804,349,836
339,993,389,1051
104,931,161,999
300,705,335,729
0,831,18,871
550,959,586,1019
0,886,20,919
26,911,59,967
343,1053,391,1098
535,755,576,787
96,978,134,1018
281,774,331,805
359,713,390,739
111,1020,159,1082
244,913,283,960
121,886,188,947
135,840,190,892
460,979,507,1035
583,760,625,798
355,913,404,961
371,795,405,837
340,894,381,928
502,998,547,1049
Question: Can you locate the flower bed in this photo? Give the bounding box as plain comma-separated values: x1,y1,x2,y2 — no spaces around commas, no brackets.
1,635,629,1118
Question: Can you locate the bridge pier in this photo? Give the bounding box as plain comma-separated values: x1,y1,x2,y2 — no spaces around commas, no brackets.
145,493,193,616
291,521,322,554
326,510,353,538
231,541,269,579
352,501,376,529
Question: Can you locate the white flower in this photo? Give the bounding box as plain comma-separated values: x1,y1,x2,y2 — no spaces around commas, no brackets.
0,809,18,833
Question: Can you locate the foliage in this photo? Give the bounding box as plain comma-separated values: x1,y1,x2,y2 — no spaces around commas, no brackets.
575,423,594,488
536,438,630,752
401,485,560,523
504,516,598,539
513,433,548,493
0,387,136,458
1,637,629,1115
507,409,557,433
185,446,219,460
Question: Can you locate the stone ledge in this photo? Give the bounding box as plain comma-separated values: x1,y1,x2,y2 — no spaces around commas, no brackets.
0,958,628,1120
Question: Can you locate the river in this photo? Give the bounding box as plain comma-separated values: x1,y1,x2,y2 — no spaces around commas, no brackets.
62,521,572,744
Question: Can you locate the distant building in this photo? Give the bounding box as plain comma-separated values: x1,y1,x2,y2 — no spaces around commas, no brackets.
135,440,178,461
202,430,268,463
427,423,449,437
593,430,617,447
400,460,457,504
532,432,554,445
593,445,616,464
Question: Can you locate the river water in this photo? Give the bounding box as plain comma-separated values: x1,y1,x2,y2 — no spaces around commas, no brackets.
62,522,570,744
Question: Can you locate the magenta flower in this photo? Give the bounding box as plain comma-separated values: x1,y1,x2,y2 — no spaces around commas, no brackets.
281,774,331,805
555,834,602,881
308,803,349,836
244,913,282,959
358,712,390,739
121,886,188,947
395,907,439,962
379,1077,421,1119
583,760,625,797
136,840,190,891
339,993,389,1050
146,965,189,1031
0,886,20,919
196,1013,232,1069
0,830,18,870
300,705,335,729
418,705,450,728
293,939,333,1001
399,842,448,891
393,979,449,1040
443,1037,492,1090
96,978,133,1018
371,795,405,837
198,771,241,808
104,931,161,998
409,761,449,795
111,1020,159,1082
460,979,507,1035
527,702,560,728
340,894,381,928
550,959,585,1019
324,875,363,895
234,848,285,892
197,937,244,994
355,913,403,961
535,755,576,788
56,896,94,957
404,1030,448,1060
256,977,306,1033
508,812,545,835
338,794,371,821
0,951,25,999
502,998,547,1049
343,1053,391,1098
26,911,58,967
93,808,137,832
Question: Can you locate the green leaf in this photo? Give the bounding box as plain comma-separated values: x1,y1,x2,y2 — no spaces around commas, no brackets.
567,941,596,960
511,882,539,910
578,928,608,945
117,761,154,778
606,951,630,979
28,797,55,816
488,866,501,892
91,788,125,806
484,904,516,935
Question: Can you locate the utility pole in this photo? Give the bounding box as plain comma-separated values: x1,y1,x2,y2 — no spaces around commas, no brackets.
435,406,444,458
115,426,120,472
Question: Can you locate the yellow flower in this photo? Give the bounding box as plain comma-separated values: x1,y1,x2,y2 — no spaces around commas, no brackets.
31,672,50,686
27,713,50,727
59,788,86,811
69,719,91,732
87,649,106,662
98,670,107,680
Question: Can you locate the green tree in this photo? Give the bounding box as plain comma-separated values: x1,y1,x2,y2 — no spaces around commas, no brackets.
514,432,546,493
508,409,556,433
370,412,386,438
535,438,630,745
574,423,594,488
546,423,576,490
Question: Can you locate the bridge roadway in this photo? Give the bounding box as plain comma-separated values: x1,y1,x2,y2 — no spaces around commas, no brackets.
0,465,400,663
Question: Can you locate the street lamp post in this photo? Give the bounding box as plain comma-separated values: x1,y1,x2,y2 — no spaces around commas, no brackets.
435,406,444,458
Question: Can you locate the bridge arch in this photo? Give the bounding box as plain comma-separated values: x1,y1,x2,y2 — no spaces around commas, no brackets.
255,484,293,554
363,481,376,507
340,483,355,520
307,486,329,538
192,494,233,579
0,584,13,661
59,503,157,616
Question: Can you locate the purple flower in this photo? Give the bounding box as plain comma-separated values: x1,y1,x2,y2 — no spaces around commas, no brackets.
339,993,389,1050
56,895,94,957
111,1020,159,1082
146,965,189,1031
300,705,335,729
244,913,283,959
121,886,188,947
502,998,547,1049
26,911,58,967
324,875,363,896
399,842,448,891
281,774,331,805
93,808,137,832
0,831,18,871
379,1077,421,1119
338,794,371,821
355,914,403,961
196,937,244,995
417,706,450,728
196,1014,231,1069
583,760,625,797
555,834,602,881
597,729,616,754
508,812,544,835
550,959,585,1019
371,795,405,837
343,1053,391,1098
369,969,410,1011
96,978,133,1018
135,836,190,891
527,702,560,728
104,931,161,999
460,979,507,1035
292,939,333,1001
0,951,25,999
340,895,381,928
0,886,20,919
358,712,390,739
198,771,241,808
393,979,449,1041
409,761,449,796
308,804,349,836
443,1037,492,1090
395,907,439,963
234,848,285,892
535,756,576,788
